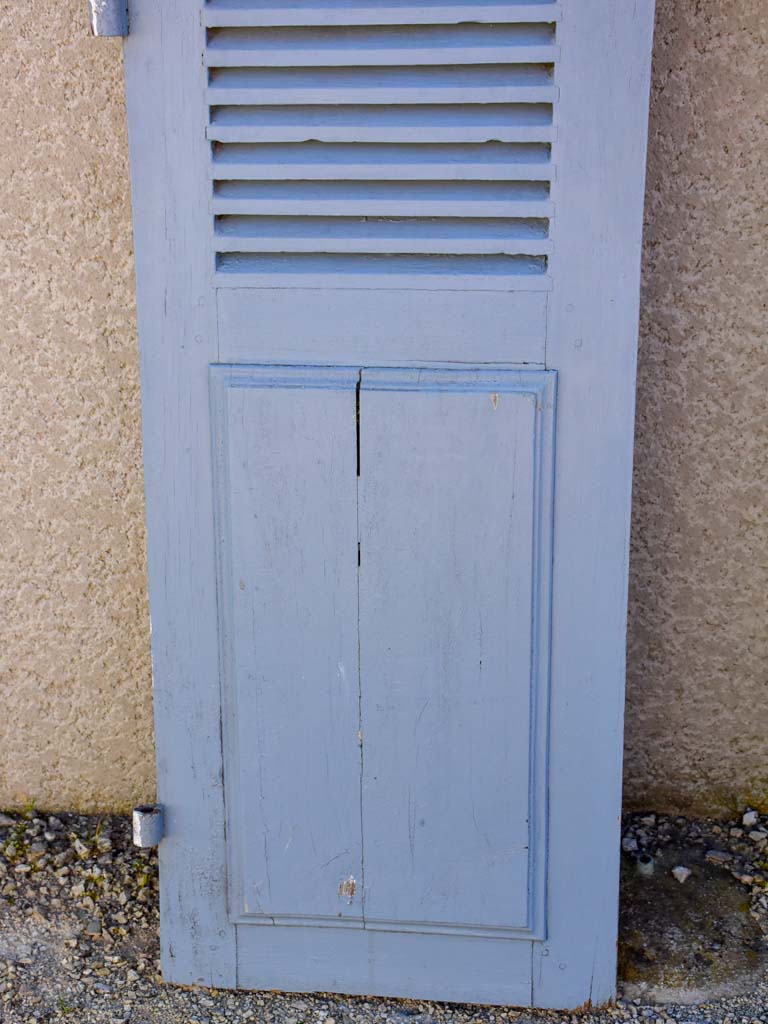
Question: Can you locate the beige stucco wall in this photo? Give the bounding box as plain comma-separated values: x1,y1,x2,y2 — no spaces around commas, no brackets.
624,0,768,815
0,0,764,814
0,0,154,810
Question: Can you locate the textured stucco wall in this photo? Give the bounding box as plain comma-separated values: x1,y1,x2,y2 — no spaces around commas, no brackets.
0,0,764,814
624,0,768,816
0,0,154,810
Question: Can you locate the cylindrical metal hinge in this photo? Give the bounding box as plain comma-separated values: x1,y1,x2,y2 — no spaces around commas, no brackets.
88,0,128,36
132,804,164,848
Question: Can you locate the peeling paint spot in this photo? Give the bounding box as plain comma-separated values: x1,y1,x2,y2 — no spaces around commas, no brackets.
338,875,356,904
491,393,499,410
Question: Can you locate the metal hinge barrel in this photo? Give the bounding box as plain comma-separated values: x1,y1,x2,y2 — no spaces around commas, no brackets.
88,0,128,36
132,804,164,848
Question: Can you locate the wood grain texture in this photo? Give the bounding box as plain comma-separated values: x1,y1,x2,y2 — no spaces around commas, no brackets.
358,368,555,941
123,0,655,1007
210,367,363,925
218,288,547,365
204,3,561,29
123,0,237,987
532,0,657,1009
236,924,533,1005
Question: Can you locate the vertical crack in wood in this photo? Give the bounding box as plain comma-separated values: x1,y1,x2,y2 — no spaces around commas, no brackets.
355,370,366,925
355,373,362,479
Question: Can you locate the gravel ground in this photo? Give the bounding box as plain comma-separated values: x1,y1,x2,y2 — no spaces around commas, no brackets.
1,810,767,1024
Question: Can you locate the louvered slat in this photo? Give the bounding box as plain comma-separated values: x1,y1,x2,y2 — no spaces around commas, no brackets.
211,143,553,182
204,1,560,28
215,224,553,256
207,66,557,107
213,181,551,219
205,25,557,67
215,253,551,291
205,3,558,288
208,106,554,145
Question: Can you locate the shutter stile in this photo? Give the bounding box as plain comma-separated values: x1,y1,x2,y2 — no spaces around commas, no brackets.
206,2,558,290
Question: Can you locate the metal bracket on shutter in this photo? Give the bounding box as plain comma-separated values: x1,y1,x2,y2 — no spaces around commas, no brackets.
88,0,128,36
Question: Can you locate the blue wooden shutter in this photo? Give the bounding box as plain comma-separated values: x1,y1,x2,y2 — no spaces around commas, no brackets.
123,0,656,1008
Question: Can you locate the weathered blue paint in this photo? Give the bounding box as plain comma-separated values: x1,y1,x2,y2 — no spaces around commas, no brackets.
210,366,363,926
358,368,555,943
123,0,655,1008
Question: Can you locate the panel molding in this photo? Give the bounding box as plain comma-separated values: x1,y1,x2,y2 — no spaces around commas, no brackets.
359,366,556,943
210,364,362,925
231,912,539,941
212,363,556,944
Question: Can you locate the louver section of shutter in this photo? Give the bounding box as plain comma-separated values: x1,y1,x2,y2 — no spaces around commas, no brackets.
205,1,558,290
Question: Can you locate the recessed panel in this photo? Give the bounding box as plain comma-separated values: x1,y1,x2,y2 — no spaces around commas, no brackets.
211,367,363,924
358,368,555,937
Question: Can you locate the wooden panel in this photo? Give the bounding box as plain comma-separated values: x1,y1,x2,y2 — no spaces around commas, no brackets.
211,366,363,924
358,368,555,939
122,0,237,988
217,288,547,365
531,0,657,1009
236,924,533,1005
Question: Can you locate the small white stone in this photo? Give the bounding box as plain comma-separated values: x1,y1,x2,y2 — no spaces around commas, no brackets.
671,866,691,884
748,830,768,842
622,835,638,853
743,810,759,827
73,838,90,860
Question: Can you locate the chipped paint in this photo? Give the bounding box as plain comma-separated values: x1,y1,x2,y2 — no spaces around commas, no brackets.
338,875,356,904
